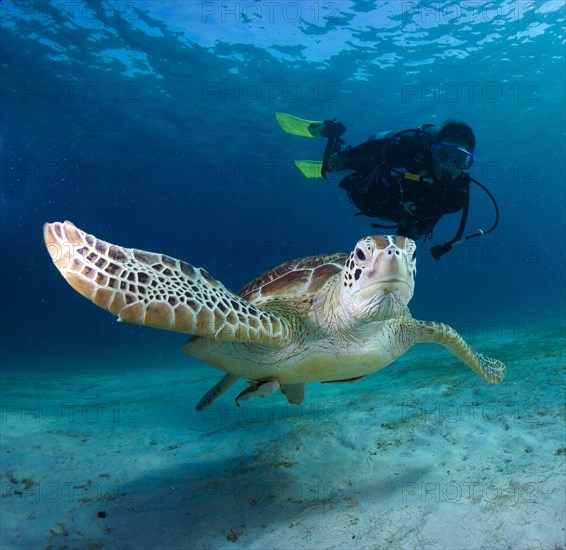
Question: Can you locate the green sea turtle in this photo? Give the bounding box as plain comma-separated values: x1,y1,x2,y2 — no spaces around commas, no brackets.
43,221,506,410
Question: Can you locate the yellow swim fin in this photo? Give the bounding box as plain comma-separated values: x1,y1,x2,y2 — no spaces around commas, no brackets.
275,112,328,138
294,160,323,179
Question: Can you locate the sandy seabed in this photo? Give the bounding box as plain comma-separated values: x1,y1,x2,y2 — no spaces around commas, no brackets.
1,323,565,549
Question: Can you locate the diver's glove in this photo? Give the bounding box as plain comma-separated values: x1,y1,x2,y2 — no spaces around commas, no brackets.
430,243,453,260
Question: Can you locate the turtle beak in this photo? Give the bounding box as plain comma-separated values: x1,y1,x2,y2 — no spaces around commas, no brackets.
345,237,416,318
373,244,410,281
355,243,415,304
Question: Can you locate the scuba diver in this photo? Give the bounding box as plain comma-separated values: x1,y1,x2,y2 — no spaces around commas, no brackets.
275,112,499,260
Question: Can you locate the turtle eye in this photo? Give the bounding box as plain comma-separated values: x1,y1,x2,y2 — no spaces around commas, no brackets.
355,247,366,261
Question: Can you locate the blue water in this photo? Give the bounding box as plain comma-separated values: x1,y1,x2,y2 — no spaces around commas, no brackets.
1,2,564,357
1,2,565,548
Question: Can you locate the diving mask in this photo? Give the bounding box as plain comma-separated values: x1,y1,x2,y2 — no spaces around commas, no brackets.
431,142,474,170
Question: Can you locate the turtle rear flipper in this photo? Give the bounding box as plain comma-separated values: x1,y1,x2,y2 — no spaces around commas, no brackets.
197,379,305,410
43,221,293,346
411,320,506,383
280,383,305,405
195,373,239,411
235,380,280,406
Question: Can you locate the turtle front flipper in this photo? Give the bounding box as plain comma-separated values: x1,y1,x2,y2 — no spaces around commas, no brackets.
43,221,293,346
411,320,506,383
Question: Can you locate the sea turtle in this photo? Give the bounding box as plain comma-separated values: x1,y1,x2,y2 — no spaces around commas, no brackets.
43,221,506,410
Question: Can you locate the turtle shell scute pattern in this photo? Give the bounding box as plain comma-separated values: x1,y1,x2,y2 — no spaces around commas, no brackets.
238,253,347,304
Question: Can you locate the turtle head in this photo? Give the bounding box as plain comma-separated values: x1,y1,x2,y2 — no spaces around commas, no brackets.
341,236,417,321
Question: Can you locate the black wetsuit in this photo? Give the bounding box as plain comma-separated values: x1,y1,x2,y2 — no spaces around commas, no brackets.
328,127,470,240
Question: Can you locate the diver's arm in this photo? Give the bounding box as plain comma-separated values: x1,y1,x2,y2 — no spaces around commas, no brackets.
441,175,471,214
